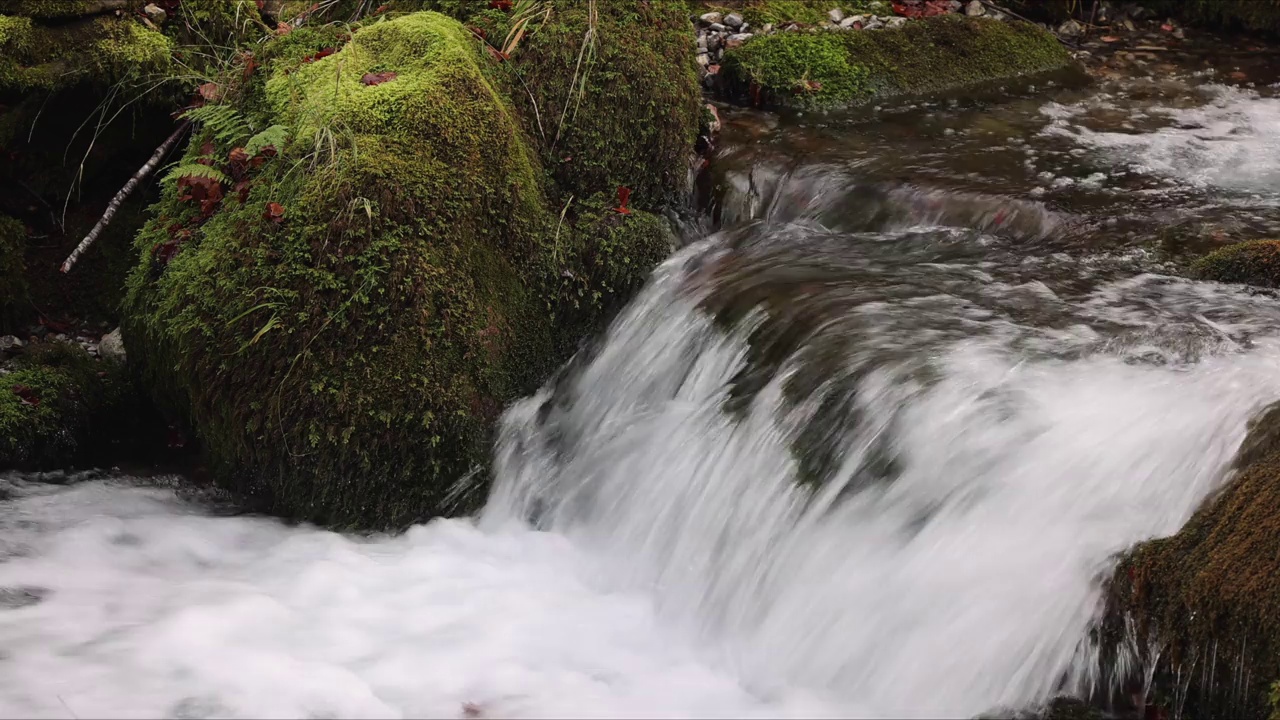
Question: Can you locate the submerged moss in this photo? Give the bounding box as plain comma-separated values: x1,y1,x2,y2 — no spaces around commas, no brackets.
1191,239,1280,287
0,341,131,469
723,15,1071,109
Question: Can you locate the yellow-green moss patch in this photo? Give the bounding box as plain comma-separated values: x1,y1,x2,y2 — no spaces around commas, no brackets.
1191,239,1280,287
723,15,1071,109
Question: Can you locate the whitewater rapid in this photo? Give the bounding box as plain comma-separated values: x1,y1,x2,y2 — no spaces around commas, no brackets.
5,82,1280,719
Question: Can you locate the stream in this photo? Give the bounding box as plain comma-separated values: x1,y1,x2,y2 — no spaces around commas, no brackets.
5,55,1280,719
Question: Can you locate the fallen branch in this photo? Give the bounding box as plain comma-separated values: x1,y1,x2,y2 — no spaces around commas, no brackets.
60,119,191,274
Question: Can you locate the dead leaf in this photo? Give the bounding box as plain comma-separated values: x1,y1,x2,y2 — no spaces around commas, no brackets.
198,82,222,102
614,186,632,215
264,201,286,224
11,384,39,407
361,71,398,86
1101,35,1120,42
276,21,292,35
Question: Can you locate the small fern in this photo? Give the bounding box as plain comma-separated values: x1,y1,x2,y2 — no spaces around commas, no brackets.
161,162,231,185
246,124,289,157
181,104,253,147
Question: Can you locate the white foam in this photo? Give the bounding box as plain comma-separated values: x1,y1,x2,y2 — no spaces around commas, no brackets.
4,247,1279,718
1041,85,1280,193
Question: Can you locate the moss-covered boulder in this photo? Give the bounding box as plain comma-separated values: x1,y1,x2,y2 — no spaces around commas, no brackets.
122,11,674,529
722,15,1072,109
0,341,133,469
503,0,702,208
0,8,172,92
1191,239,1280,287
1100,402,1280,719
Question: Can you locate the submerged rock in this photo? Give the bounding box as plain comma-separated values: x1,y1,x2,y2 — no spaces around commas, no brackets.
721,14,1073,109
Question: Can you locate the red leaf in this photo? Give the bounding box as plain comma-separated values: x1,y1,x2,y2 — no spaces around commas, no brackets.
234,179,252,202
255,0,265,9
152,239,182,266
489,0,513,9
483,45,509,62
11,384,39,407
1160,23,1174,31
241,52,258,79
374,4,389,13
302,47,337,63
361,71,398,86
468,25,488,40
264,201,286,224
614,186,632,215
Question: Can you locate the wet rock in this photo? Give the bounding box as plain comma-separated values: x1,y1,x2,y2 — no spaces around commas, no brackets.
965,0,985,16
699,11,722,25
865,17,885,29
828,8,845,23
840,16,860,28
726,33,753,49
1057,19,1084,37
724,12,744,29
708,22,725,32
886,16,909,28
948,0,963,9
0,335,23,357
142,3,167,24
0,586,47,610
697,52,711,67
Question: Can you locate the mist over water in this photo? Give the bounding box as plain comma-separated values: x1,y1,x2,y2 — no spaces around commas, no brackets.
5,77,1280,719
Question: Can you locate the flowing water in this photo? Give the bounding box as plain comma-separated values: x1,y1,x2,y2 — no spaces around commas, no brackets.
6,61,1280,719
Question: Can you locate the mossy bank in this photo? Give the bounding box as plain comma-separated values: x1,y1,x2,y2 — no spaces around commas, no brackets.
1100,401,1280,719
721,14,1072,110
0,341,136,469
122,9,688,529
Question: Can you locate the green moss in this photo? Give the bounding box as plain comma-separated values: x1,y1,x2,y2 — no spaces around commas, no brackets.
0,341,131,469
723,31,869,107
0,13,172,92
0,216,26,333
1191,239,1280,287
723,15,1071,109
699,1,891,26
508,0,702,209
1103,403,1280,718
544,193,675,353
124,12,550,528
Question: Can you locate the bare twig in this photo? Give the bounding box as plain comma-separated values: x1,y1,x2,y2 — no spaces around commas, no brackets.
59,120,191,274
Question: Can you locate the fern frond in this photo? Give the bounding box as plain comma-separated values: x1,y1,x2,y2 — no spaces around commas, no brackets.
162,162,231,184
180,104,253,147
246,124,289,157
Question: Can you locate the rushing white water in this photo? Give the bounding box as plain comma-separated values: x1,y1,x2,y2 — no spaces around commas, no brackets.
4,240,1280,718
1042,84,1280,194
7,74,1280,720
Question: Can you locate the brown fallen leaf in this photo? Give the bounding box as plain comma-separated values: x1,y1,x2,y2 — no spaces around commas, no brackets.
361,71,398,86
264,201,285,224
